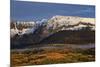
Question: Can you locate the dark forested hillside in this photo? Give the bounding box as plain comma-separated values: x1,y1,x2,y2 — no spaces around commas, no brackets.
39,30,95,44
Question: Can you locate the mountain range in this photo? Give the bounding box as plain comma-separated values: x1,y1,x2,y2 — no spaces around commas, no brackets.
10,15,95,49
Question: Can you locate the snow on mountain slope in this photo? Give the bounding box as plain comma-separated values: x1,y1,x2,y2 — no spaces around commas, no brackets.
46,15,95,31
10,15,95,38
80,18,95,24
10,21,37,37
47,15,81,27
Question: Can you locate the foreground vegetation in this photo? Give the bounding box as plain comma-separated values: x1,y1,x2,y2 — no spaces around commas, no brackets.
11,47,95,66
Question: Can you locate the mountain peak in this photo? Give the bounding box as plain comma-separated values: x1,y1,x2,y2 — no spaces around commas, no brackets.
46,15,95,33
47,15,81,26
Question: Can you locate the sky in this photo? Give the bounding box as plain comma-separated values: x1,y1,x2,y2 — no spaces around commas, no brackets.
11,0,95,21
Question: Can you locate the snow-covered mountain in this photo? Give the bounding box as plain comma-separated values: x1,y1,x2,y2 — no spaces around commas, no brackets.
10,15,95,38
10,18,49,37
45,15,95,32
10,21,37,37
11,16,95,49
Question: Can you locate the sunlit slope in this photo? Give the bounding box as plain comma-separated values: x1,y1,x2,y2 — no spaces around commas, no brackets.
80,18,95,24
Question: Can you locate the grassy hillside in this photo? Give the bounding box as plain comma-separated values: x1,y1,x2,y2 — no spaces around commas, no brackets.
11,48,95,66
